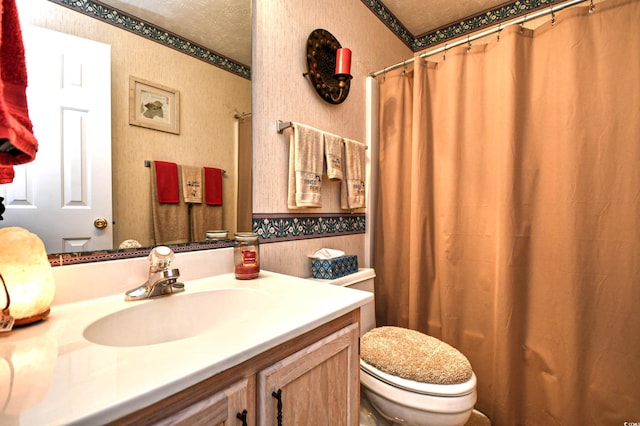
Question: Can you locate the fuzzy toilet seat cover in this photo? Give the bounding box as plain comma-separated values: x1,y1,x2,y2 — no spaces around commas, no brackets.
360,326,473,385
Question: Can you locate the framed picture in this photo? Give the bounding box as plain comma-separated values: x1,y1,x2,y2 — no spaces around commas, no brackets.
129,76,180,134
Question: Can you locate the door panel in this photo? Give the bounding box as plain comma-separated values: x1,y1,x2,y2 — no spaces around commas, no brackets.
0,25,112,253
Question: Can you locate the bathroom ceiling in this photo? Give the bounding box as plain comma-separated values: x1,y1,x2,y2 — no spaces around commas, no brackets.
95,0,544,67
96,0,252,66
379,0,509,37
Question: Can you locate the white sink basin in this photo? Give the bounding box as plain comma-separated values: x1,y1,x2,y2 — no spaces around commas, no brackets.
83,288,271,347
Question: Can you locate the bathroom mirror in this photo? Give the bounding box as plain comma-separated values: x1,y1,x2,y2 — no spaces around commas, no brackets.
4,0,252,263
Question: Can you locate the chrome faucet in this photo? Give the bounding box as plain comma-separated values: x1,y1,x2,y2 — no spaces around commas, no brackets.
125,246,185,301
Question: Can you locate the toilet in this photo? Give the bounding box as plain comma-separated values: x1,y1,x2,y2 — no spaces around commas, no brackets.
309,268,478,426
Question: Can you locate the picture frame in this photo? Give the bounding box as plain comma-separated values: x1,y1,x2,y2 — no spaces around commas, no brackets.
129,76,180,134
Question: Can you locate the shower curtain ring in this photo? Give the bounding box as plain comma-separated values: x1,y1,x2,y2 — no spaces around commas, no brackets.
521,15,527,33
589,0,595,13
551,7,556,25
497,24,502,42
466,36,472,53
443,43,448,60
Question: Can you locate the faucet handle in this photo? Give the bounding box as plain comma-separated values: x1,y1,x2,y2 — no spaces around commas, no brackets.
149,245,174,272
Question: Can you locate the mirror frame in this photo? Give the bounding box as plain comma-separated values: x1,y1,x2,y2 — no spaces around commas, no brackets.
42,0,251,266
48,240,235,266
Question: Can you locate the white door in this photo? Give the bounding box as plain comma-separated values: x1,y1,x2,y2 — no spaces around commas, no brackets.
0,25,112,253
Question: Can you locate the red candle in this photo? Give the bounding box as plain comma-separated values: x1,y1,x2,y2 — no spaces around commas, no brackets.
335,48,352,76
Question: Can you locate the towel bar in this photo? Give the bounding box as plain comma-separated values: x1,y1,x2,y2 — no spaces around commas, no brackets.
144,160,226,175
276,120,292,134
276,120,368,149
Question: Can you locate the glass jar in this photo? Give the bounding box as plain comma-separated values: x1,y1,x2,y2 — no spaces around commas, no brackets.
234,232,260,280
205,229,228,241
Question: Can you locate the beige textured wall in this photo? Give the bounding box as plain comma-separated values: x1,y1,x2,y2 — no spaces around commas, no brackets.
17,0,251,247
253,0,411,276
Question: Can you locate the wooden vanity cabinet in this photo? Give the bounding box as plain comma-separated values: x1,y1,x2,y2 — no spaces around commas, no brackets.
258,322,360,425
109,310,360,426
154,378,253,426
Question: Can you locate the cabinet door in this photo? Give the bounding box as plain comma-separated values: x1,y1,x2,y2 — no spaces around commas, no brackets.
156,377,253,426
258,323,360,426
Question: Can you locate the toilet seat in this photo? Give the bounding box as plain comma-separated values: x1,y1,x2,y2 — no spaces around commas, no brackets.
360,359,476,397
359,327,478,424
360,326,473,386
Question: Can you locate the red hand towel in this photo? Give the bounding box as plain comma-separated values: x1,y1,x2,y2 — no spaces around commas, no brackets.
0,164,14,183
204,167,223,205
154,161,179,204
0,0,38,184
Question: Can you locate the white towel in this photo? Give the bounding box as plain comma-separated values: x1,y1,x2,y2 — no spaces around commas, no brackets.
323,131,343,181
341,138,366,210
288,123,324,208
180,165,203,203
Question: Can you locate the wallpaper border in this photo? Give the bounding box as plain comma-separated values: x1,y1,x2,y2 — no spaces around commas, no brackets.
253,213,366,243
45,0,567,78
46,0,251,80
362,0,569,51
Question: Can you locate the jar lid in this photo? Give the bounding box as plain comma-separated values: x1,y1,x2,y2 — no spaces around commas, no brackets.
234,232,258,241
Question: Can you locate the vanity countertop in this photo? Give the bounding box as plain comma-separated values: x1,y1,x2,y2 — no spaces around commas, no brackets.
1,271,372,425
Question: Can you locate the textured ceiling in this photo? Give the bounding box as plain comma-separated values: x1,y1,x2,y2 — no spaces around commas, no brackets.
383,0,508,36
97,0,252,66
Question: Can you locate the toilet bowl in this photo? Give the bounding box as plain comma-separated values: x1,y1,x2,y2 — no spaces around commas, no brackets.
308,268,478,426
360,359,477,426
360,325,477,426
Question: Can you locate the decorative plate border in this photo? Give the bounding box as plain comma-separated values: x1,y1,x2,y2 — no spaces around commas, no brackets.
253,213,366,243
362,0,567,51
46,0,250,80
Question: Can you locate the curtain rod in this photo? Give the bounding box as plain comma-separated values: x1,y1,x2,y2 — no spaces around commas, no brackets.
234,111,251,119
369,0,591,78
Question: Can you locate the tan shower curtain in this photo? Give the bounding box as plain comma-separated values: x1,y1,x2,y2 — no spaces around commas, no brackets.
373,0,640,424
237,116,253,231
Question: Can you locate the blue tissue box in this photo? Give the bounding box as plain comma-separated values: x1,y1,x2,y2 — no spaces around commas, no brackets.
310,255,358,279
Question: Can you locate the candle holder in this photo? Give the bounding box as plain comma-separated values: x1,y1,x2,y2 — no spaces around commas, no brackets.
303,29,352,104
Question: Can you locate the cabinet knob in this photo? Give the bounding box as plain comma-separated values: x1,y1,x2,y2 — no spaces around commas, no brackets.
271,389,283,426
236,409,248,426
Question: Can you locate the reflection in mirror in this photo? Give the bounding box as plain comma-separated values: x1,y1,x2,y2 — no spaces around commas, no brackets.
1,0,251,263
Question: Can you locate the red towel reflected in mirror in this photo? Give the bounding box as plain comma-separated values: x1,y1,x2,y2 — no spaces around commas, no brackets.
204,167,223,205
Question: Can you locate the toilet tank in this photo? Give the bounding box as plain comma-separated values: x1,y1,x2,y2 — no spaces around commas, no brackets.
307,268,376,335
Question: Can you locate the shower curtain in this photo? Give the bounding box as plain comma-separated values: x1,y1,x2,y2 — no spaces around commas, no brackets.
237,116,252,231
373,0,640,424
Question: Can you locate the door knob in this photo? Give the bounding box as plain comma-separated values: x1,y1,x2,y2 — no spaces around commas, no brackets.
94,218,109,229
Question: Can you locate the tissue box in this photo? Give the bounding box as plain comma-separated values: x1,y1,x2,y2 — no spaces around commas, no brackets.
310,255,358,279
